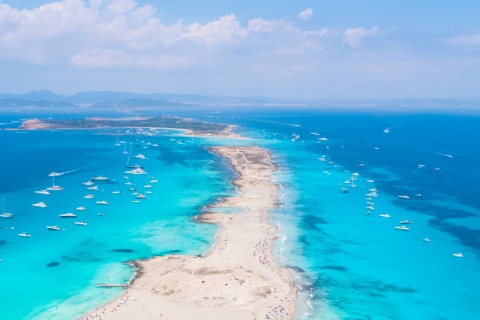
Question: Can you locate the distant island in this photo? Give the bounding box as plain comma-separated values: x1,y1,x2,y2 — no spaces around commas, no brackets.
18,116,237,137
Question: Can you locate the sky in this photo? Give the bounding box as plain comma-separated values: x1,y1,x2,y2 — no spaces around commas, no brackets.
0,0,480,99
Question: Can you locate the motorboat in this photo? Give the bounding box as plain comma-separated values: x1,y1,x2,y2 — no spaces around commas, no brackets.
87,186,99,191
34,189,50,195
366,206,375,210
133,154,146,160
341,188,349,193
423,238,431,242
46,225,60,231
82,181,94,186
112,190,121,194
379,214,391,218
96,201,108,205
98,213,105,216
136,194,147,199
18,232,31,237
394,226,410,231
76,206,86,211
399,220,414,224
75,221,87,226
84,194,94,199
149,179,158,183
144,185,152,188
59,213,77,218
366,202,375,205
32,202,47,208
47,185,63,191
91,175,109,182
128,187,137,191
124,168,148,175
145,190,152,194
453,253,464,258
398,195,410,200
132,200,141,203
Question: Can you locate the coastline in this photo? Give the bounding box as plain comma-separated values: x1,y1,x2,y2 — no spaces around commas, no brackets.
83,146,298,319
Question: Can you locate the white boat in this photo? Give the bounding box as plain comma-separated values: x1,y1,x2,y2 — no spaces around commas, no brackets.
47,185,63,191
82,181,94,186
91,175,109,182
341,188,349,193
452,253,464,258
144,185,152,189
125,181,133,185
132,200,141,203
34,189,50,195
136,194,147,199
133,154,146,160
149,179,158,183
32,202,47,208
399,220,414,224
114,136,121,147
379,214,391,218
398,195,410,200
59,213,77,218
368,188,377,192
145,190,152,194
112,190,121,194
46,225,60,231
366,179,375,183
84,194,94,199
124,168,148,175
394,226,410,231
75,221,87,226
87,186,99,191
47,175,63,191
98,213,105,216
18,232,31,237
1,196,13,218
76,206,86,211
96,201,108,205
366,201,375,205
423,238,431,242
416,193,422,197
366,206,375,210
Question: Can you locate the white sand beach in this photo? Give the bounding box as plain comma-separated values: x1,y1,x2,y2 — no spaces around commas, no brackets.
84,146,298,319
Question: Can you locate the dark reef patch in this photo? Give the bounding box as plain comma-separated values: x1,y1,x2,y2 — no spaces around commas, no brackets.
112,249,135,253
46,262,59,267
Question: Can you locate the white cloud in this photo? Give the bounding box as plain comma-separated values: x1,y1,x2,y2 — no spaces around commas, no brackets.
343,27,379,47
298,8,313,21
182,14,247,46
304,28,328,38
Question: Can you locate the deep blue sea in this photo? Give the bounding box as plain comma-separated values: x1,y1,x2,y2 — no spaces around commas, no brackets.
1,107,479,319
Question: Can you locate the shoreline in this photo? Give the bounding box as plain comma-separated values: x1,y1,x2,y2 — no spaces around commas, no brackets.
83,146,298,319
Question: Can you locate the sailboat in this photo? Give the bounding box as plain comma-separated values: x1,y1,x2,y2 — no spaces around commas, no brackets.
114,136,121,147
46,173,63,191
1,196,13,218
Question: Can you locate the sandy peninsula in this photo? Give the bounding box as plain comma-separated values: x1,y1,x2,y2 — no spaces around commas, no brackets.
84,146,297,320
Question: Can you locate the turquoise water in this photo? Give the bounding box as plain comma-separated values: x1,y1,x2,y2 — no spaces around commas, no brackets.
2,109,480,320
0,123,236,319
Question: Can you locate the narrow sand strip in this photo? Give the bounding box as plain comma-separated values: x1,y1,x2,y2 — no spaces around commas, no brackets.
84,146,297,320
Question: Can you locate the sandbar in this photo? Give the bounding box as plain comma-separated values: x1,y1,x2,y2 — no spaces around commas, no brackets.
84,146,298,319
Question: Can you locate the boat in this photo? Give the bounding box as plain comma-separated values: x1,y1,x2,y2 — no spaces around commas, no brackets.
366,179,375,183
150,179,158,183
114,136,121,147
47,175,63,191
399,220,414,224
84,194,94,199
366,202,375,205
1,196,13,218
416,193,422,197
128,187,137,191
98,213,105,216
126,164,145,169
394,226,410,231
144,185,152,188
75,221,87,226
366,206,375,210
423,238,431,242
32,202,47,208
82,181,94,186
145,190,152,194
379,214,391,218
453,253,464,258
133,154,146,160
368,188,377,192
132,200,140,203
112,190,121,194
87,186,99,191
18,232,31,237
124,168,148,175
96,201,108,205
59,213,77,218
136,194,147,199
34,189,50,195
125,181,133,185
76,206,86,211
398,195,410,199
91,175,110,182
46,225,60,231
